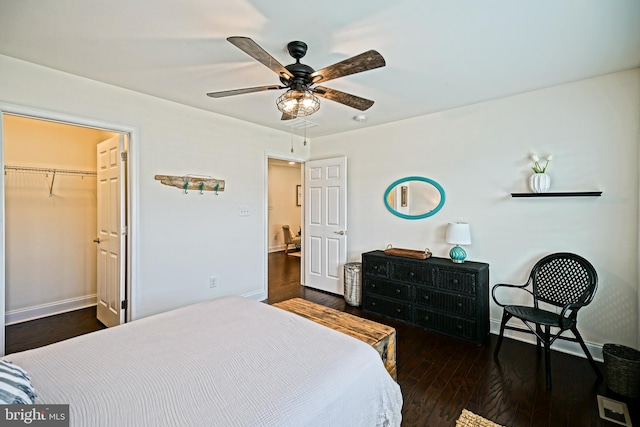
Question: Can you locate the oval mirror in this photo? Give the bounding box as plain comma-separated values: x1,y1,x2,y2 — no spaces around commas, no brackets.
383,176,446,220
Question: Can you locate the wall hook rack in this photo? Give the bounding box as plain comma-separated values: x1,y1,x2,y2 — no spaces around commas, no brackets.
154,174,225,195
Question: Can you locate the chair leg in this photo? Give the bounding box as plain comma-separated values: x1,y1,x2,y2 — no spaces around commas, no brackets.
572,326,602,378
535,324,543,355
544,325,552,389
285,244,289,254
494,311,511,358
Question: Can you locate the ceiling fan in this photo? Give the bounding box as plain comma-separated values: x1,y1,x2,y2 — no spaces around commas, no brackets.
206,37,386,120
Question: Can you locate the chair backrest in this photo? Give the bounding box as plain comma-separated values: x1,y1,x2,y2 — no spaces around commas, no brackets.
530,252,598,308
282,225,293,244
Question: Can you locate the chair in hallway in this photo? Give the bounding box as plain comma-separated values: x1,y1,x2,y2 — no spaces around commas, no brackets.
282,225,301,255
492,252,601,389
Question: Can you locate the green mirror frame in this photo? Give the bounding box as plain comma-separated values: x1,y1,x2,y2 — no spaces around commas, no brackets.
383,176,446,220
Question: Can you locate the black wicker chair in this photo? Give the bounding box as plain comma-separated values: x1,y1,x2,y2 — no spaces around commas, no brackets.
492,252,601,389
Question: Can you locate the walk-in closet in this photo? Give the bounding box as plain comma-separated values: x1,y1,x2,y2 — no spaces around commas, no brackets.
3,115,118,325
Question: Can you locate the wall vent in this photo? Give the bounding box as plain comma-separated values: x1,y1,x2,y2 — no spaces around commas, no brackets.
597,395,632,426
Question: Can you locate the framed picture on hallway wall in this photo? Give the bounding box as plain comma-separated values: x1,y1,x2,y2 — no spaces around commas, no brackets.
296,185,302,206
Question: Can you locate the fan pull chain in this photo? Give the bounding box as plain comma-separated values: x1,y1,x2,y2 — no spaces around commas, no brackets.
290,124,294,153
303,124,307,146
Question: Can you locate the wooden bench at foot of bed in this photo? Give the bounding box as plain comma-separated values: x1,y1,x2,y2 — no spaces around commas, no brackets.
273,298,397,380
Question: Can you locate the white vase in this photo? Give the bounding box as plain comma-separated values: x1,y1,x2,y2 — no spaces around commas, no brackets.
529,173,551,193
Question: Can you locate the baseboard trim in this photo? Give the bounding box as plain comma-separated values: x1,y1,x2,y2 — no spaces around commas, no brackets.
490,319,604,362
5,294,97,326
243,289,267,302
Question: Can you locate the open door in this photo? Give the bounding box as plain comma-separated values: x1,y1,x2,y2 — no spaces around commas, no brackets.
96,135,126,327
304,157,347,294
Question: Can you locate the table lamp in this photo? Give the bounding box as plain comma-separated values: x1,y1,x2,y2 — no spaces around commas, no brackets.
445,222,471,263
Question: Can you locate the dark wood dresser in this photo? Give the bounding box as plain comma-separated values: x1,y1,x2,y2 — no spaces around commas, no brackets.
361,250,490,345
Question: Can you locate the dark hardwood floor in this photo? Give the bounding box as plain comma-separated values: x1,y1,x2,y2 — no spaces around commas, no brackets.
5,306,106,354
4,252,638,426
267,251,638,427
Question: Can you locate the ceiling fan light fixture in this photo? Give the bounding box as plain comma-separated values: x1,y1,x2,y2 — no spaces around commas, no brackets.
276,89,320,117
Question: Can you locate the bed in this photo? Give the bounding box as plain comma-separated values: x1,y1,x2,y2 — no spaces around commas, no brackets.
2,296,402,427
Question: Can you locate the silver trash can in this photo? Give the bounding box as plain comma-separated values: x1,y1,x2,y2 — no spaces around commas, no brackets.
344,262,362,307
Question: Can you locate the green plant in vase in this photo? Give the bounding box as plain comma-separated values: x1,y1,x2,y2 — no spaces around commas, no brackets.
531,154,552,173
529,154,552,193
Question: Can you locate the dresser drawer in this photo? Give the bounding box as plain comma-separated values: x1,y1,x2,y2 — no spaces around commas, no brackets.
391,263,428,284
364,279,411,300
414,287,476,317
363,295,411,322
413,308,477,341
363,258,390,278
436,269,477,294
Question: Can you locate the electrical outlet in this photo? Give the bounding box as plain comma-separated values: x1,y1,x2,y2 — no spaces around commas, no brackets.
238,206,250,216
209,276,218,288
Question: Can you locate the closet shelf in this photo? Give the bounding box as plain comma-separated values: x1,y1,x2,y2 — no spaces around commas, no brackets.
4,165,97,177
4,165,97,195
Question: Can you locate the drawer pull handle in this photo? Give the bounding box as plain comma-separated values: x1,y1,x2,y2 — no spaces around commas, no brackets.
457,324,463,330
410,272,415,277
373,266,378,270
457,302,463,308
424,295,430,301
371,301,377,306
396,308,402,313
371,283,376,288
424,315,430,321
395,288,401,294
452,279,458,284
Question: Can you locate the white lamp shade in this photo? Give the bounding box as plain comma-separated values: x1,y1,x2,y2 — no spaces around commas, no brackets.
446,222,471,245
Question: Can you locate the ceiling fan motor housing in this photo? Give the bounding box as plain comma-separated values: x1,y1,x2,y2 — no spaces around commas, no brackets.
280,41,316,88
281,64,315,88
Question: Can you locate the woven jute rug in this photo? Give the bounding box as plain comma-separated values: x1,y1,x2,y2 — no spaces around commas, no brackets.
456,409,504,427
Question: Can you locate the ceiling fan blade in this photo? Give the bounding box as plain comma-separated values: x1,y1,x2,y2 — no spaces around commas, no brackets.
311,50,385,84
313,86,374,111
281,111,297,121
207,85,284,98
227,36,294,80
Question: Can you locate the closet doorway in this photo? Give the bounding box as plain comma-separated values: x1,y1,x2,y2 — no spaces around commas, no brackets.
1,112,133,354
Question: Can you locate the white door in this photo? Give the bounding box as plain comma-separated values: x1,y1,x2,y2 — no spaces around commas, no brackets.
304,157,347,294
96,135,126,327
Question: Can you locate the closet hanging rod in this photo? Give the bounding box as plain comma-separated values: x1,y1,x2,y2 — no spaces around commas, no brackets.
4,165,97,177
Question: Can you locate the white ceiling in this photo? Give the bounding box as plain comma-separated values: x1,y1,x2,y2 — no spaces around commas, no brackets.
1,1,639,138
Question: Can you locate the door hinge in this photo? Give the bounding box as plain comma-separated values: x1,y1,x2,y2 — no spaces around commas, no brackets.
121,300,127,310
121,152,128,162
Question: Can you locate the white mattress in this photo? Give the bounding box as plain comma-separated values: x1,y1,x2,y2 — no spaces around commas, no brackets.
5,296,402,427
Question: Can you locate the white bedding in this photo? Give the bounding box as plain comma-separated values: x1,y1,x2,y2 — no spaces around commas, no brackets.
4,296,402,427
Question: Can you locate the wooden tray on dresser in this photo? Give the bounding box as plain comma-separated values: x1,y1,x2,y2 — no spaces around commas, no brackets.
384,246,432,259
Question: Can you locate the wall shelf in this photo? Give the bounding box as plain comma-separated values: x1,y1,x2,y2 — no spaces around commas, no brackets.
511,191,602,198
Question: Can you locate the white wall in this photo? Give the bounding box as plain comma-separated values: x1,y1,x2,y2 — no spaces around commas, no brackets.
268,161,302,252
0,54,310,325
1,53,638,356
4,116,115,323
312,69,640,353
